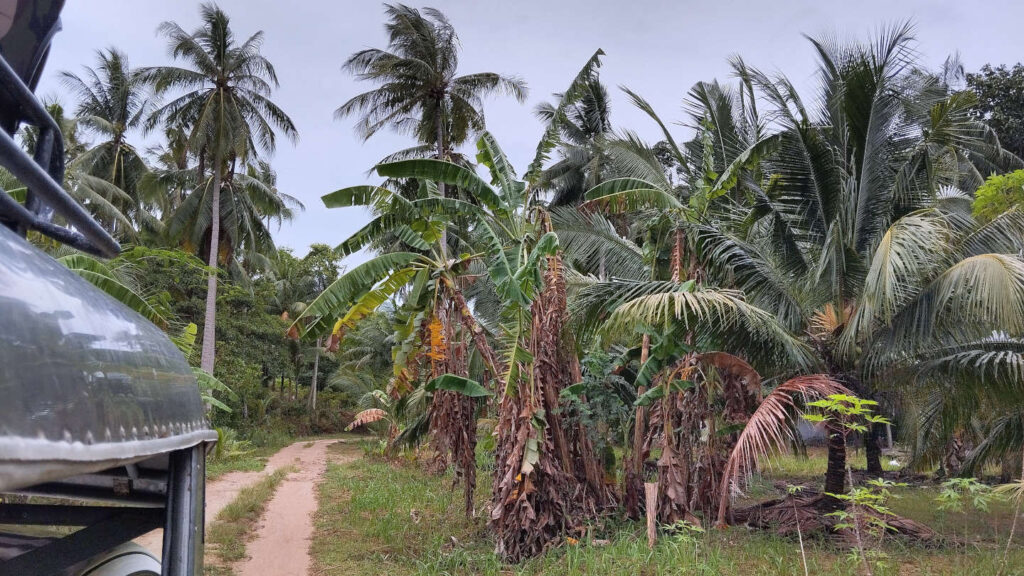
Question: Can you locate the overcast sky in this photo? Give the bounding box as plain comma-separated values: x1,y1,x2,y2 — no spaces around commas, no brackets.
36,0,1024,266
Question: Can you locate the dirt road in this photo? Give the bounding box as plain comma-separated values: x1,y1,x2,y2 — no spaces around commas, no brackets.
137,438,349,576
237,439,352,575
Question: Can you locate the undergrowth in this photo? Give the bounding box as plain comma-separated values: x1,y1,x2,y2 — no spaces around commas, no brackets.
312,446,1024,576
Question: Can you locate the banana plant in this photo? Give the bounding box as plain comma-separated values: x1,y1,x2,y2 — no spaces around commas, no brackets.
374,132,600,561
297,50,613,561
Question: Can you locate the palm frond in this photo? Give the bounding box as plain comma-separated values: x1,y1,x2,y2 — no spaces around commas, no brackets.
716,375,851,523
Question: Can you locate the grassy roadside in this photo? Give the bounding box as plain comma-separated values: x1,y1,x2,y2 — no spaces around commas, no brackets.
206,429,294,480
205,465,295,576
312,446,1024,576
206,431,366,480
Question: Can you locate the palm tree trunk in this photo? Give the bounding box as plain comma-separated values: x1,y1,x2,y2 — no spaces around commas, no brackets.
823,422,847,511
199,144,223,377
309,337,322,423
671,228,683,283
865,422,885,477
625,333,652,519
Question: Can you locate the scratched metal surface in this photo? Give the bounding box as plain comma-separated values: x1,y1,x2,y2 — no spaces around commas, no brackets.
0,224,212,467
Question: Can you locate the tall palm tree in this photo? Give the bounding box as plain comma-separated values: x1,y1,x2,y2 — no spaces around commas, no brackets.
141,3,297,374
164,158,302,280
18,99,139,238
60,48,154,229
535,76,613,206
336,4,526,179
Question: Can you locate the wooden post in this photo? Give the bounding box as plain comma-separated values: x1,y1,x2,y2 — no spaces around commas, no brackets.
645,482,659,549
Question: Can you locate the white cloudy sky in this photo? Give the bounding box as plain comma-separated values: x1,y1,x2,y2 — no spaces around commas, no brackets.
35,0,1024,266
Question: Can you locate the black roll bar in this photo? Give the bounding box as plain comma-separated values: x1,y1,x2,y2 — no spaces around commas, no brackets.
0,55,120,257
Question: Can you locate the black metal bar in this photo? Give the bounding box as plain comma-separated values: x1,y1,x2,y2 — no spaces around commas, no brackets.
24,125,59,223
0,127,119,257
0,508,163,576
0,188,109,257
0,504,151,526
162,446,205,576
0,53,62,136
0,184,108,254
18,466,170,496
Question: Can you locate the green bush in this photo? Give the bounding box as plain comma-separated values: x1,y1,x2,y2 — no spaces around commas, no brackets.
973,169,1024,223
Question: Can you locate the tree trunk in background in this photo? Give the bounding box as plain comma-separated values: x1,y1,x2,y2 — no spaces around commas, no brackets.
625,333,652,519
309,337,322,423
865,422,885,477
671,228,683,283
199,141,223,377
447,280,502,379
1001,454,1017,483
823,423,847,511
645,482,659,549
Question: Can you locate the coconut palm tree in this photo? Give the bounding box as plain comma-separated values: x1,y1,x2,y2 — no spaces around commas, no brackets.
143,124,194,216
677,24,1024,504
17,99,140,239
160,155,301,280
337,3,527,163
60,48,154,230
141,2,297,374
535,76,613,206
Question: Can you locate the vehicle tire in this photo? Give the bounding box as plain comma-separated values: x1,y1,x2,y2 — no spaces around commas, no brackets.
72,543,160,576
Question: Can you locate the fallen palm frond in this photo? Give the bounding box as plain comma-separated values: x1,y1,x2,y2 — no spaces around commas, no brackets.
735,488,939,543
716,375,850,525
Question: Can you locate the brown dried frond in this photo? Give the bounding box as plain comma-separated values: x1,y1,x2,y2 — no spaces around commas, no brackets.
346,408,387,431
715,375,851,525
698,352,761,395
808,303,853,341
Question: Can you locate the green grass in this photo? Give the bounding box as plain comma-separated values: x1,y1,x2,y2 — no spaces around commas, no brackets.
206,443,285,480
206,428,294,480
205,430,362,479
205,466,294,575
312,446,1024,576
757,446,902,481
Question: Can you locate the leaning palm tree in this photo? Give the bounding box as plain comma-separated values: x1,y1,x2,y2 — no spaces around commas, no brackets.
141,2,297,374
60,48,154,230
535,76,613,206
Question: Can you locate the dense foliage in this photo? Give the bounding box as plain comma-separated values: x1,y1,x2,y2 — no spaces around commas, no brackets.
11,2,1024,567
968,63,1024,158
